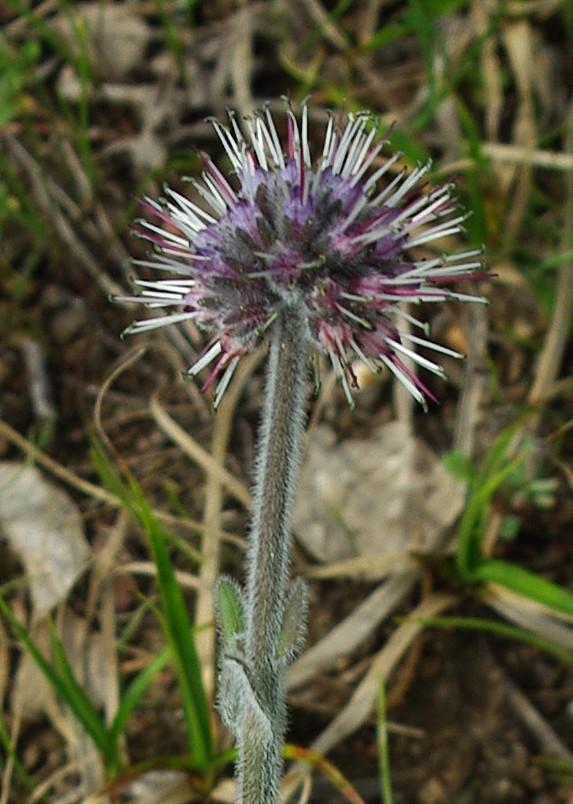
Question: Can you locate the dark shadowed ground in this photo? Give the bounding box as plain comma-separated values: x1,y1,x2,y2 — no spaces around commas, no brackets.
2,2,573,802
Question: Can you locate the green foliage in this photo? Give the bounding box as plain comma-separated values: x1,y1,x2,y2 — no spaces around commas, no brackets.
536,755,573,786
0,149,50,257
376,677,394,804
0,2,99,309
0,439,219,787
0,598,117,770
277,578,308,662
217,576,246,645
412,615,573,664
90,441,214,773
363,0,471,54
385,129,430,167
0,708,34,790
0,36,39,125
154,0,189,84
450,424,573,618
5,0,75,62
107,647,173,750
442,450,476,484
1,0,570,797
58,11,96,187
0,596,173,776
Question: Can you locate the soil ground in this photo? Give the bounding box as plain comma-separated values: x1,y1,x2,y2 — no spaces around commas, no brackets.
2,2,573,802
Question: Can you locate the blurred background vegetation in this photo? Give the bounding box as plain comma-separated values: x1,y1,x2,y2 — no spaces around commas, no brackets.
1,1,573,802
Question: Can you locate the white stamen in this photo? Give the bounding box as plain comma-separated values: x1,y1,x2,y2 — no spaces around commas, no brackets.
188,341,223,376
301,105,311,168
388,188,446,229
332,117,361,175
399,332,463,358
165,188,214,228
380,354,426,408
389,307,429,333
407,219,465,247
124,311,197,333
287,110,301,166
445,248,484,262
134,279,195,294
368,167,407,207
139,220,188,248
386,163,431,208
349,140,384,188
188,178,226,219
249,116,268,170
212,119,243,170
348,124,376,176
213,356,241,408
339,192,370,231
386,338,446,377
339,119,368,178
201,174,230,215
264,106,285,168
335,303,372,329
410,189,452,224
349,336,379,373
362,151,402,194
327,344,353,406
321,115,336,165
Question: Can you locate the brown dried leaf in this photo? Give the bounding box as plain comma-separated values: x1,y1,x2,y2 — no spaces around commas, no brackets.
0,462,90,617
50,3,150,80
294,423,464,563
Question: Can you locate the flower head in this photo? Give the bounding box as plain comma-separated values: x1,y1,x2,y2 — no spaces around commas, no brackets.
118,101,484,408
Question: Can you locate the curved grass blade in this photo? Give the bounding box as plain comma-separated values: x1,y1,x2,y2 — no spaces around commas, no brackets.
90,441,213,772
0,598,116,767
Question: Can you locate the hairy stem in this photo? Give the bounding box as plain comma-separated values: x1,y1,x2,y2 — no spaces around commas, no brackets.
239,302,308,803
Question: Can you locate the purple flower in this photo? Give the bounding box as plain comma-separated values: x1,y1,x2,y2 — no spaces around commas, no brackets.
118,102,484,408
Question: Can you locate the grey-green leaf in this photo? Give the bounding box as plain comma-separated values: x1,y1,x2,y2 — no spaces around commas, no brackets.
216,575,246,645
277,576,308,661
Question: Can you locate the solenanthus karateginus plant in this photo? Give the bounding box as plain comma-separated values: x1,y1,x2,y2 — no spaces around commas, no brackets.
116,101,485,804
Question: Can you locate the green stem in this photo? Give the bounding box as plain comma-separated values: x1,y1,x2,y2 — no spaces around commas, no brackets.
240,303,308,803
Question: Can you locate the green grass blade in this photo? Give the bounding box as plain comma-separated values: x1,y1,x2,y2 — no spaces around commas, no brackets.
154,0,188,85
450,419,573,619
376,677,394,804
46,618,118,768
473,559,573,618
455,454,522,577
90,442,213,770
4,0,77,64
455,422,527,578
109,645,172,746
407,615,573,664
0,149,51,243
135,492,213,770
0,599,113,763
66,14,96,188
0,709,34,790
